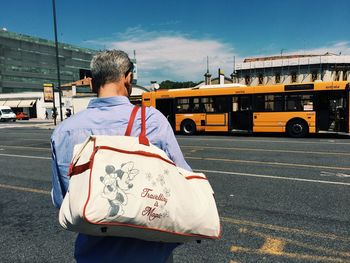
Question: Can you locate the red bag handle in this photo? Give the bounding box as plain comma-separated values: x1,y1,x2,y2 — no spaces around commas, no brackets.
125,106,139,136
125,105,150,146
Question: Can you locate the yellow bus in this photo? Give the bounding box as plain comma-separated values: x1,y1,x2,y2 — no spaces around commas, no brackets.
142,81,350,137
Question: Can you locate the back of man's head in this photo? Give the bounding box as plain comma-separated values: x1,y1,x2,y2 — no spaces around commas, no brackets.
90,50,132,93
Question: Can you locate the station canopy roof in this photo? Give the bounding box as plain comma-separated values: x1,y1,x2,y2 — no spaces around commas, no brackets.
0,99,36,108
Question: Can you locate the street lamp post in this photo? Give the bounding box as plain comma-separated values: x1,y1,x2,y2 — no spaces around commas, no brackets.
52,0,63,122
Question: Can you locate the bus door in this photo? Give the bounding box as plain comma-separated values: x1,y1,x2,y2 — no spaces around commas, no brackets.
156,98,176,130
230,95,253,132
317,91,348,132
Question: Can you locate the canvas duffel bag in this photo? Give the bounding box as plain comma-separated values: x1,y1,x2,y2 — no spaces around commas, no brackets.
59,106,221,243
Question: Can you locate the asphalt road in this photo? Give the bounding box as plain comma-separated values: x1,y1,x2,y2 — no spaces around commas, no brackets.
0,125,349,263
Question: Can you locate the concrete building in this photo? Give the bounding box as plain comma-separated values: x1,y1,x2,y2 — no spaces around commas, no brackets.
0,30,142,119
0,29,95,93
232,53,350,86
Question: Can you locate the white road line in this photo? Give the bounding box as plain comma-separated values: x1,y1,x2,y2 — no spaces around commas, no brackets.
195,169,350,186
187,156,350,171
177,137,350,145
182,145,350,156
0,153,50,160
0,145,49,151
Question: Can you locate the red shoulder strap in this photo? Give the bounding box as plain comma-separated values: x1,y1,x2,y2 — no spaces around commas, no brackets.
125,106,140,136
139,106,150,146
125,105,150,146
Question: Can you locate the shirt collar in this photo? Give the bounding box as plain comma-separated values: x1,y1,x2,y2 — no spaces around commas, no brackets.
87,96,132,108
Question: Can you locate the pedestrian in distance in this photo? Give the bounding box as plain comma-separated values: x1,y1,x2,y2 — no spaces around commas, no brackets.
45,110,49,119
52,107,57,120
51,50,192,263
65,108,72,118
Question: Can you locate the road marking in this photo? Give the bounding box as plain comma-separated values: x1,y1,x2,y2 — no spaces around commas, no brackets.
195,169,350,186
320,171,350,178
0,153,50,160
177,137,350,145
182,145,350,156
230,245,346,262
259,237,285,255
221,217,350,242
240,228,350,258
0,145,49,151
189,157,350,171
0,183,50,195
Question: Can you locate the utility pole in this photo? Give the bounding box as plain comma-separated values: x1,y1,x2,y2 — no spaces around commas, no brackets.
52,0,63,122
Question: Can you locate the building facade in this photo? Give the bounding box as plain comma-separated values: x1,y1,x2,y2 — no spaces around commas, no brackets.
0,29,96,93
0,30,142,119
232,53,350,86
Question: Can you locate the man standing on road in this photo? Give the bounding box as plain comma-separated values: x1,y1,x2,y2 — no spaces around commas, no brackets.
51,50,191,263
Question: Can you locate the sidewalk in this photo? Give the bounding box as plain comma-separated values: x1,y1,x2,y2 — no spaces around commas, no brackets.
26,118,61,129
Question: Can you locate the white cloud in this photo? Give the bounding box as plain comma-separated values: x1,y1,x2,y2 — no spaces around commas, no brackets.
86,28,350,86
87,27,239,85
288,41,350,56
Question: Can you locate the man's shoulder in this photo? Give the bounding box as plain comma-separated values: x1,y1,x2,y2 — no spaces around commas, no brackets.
52,110,89,137
146,106,167,123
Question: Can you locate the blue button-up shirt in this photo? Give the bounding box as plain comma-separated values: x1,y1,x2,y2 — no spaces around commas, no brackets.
51,96,191,263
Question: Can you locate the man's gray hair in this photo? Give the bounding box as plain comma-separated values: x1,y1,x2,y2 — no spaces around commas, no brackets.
90,50,132,92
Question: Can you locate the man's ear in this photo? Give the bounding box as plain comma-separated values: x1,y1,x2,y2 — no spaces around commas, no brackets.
124,72,133,86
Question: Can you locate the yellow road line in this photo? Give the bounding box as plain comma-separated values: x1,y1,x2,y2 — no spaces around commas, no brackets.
2,182,349,245
187,156,350,171
259,236,285,255
182,145,350,156
240,227,350,258
230,245,348,263
222,217,350,242
0,183,50,195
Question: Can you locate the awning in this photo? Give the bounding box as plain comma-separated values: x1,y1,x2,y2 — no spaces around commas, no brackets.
18,99,36,108
4,100,20,107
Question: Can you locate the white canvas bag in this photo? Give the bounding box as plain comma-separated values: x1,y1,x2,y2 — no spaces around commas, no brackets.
59,106,221,243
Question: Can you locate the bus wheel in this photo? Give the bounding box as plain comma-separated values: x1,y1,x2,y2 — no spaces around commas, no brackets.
286,119,308,138
181,120,196,135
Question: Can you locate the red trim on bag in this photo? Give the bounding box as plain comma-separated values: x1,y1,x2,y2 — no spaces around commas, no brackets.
69,145,176,177
185,175,208,180
84,218,221,241
99,145,175,166
69,162,91,176
80,145,221,241
125,106,140,136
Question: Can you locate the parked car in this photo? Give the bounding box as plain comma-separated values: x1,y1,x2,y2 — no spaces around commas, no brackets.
0,106,16,122
16,112,29,120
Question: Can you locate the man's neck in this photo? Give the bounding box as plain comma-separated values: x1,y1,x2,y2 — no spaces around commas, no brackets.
98,82,128,98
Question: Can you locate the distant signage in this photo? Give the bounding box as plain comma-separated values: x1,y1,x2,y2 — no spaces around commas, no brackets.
285,84,314,91
43,83,54,102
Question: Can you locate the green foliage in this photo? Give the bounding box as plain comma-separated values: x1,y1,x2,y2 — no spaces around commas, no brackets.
159,80,198,89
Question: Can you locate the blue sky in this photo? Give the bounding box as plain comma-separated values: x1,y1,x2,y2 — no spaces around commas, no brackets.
1,0,350,85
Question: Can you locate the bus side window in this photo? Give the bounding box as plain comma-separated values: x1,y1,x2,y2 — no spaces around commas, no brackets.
232,97,239,112
254,95,265,111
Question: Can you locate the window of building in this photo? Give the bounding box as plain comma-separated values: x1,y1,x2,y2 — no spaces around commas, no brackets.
258,74,264,85
291,72,298,83
275,73,281,84
245,75,251,85
343,71,348,81
335,71,340,81
311,72,318,82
